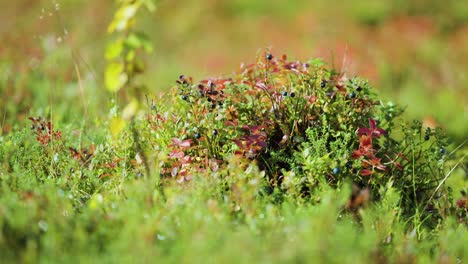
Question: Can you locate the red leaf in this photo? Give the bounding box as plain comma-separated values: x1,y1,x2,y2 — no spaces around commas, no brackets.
357,127,371,137
351,150,363,159
170,138,192,148
179,140,192,148
225,120,238,126
369,118,376,130
171,138,181,145
233,139,244,148
169,151,185,159
394,162,403,170
360,169,374,176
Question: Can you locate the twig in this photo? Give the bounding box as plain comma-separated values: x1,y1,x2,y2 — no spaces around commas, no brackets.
428,153,466,203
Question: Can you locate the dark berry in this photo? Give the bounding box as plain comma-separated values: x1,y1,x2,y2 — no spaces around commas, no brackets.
321,80,327,88
424,135,430,141
282,91,288,96
207,97,212,102
439,148,446,154
181,95,188,101
212,130,218,136
262,186,273,195
199,90,205,97
194,132,201,139
348,92,356,99
266,54,273,60
345,161,353,169
290,92,296,98
39,124,45,130
30,124,35,130
179,75,185,80
356,86,363,92
211,103,216,109
332,167,340,175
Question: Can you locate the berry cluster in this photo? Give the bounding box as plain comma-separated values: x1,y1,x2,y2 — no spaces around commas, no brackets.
29,116,62,146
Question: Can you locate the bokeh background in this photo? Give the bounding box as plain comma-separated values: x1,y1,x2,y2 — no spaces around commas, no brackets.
1,0,467,142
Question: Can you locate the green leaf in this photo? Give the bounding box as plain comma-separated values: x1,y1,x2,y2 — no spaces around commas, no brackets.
125,33,153,53
105,39,124,60
105,63,127,92
125,50,136,62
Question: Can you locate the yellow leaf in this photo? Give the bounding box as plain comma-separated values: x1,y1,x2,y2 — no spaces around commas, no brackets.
105,63,127,92
110,117,126,137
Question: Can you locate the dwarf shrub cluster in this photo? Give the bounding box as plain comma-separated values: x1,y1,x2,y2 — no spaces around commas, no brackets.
148,51,460,221
0,51,464,262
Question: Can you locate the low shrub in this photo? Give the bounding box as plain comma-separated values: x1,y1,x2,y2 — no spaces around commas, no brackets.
148,51,456,223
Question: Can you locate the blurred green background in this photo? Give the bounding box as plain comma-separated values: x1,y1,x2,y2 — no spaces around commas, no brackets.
1,0,467,141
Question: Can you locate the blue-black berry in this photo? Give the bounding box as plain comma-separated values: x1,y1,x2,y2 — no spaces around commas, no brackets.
212,130,218,136
321,80,327,88
266,54,273,60
30,124,35,130
356,86,363,92
290,92,296,98
348,92,356,99
181,95,188,101
424,135,430,141
345,161,353,169
194,132,201,139
439,147,446,154
282,91,288,97
332,167,340,175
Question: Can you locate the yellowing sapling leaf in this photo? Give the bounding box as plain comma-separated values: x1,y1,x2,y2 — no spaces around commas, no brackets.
105,63,127,92
108,4,137,33
105,39,124,60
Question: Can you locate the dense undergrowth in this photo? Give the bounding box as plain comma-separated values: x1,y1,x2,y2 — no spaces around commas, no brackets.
0,1,467,263
0,51,466,263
